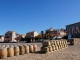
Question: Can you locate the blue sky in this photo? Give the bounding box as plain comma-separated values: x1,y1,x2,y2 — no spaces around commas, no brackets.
0,0,80,35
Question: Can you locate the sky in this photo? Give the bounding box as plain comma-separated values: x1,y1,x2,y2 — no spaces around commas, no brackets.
0,0,80,35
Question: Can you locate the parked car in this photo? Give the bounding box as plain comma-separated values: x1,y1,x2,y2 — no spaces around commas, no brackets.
51,36,62,40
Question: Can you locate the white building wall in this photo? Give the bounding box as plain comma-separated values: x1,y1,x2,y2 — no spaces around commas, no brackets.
26,31,38,38
34,31,38,37
0,37,4,42
12,32,16,41
1,37,4,42
59,31,66,37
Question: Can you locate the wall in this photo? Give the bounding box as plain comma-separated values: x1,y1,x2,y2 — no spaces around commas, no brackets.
0,37,4,42
21,34,26,38
12,32,17,41
66,22,80,38
26,31,38,38
34,31,38,37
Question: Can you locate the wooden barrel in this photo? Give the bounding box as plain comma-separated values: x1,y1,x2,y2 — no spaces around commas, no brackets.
29,45,34,53
24,45,29,54
55,45,58,50
65,40,67,44
33,44,37,53
57,41,59,45
59,40,62,45
62,44,64,48
41,47,49,53
50,41,53,46
7,47,14,57
54,41,56,45
60,45,62,49
19,45,25,55
48,46,53,52
42,41,51,47
52,45,55,51
14,46,19,56
58,45,61,50
52,41,54,45
65,44,68,48
0,48,7,59
70,39,74,45
63,40,65,44
61,40,63,44
64,44,66,48
55,40,58,45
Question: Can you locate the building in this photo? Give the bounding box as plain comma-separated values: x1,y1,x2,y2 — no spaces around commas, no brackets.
21,34,26,38
45,28,66,37
46,27,54,33
19,34,26,41
26,31,38,38
58,30,66,37
46,27,57,37
0,35,4,42
66,22,80,38
26,31,38,42
5,31,18,41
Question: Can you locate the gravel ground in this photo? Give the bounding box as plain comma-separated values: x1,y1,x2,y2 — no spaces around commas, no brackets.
0,43,80,60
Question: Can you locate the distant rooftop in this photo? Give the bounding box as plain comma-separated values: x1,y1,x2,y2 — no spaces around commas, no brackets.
0,35,5,37
26,30,38,34
66,22,80,26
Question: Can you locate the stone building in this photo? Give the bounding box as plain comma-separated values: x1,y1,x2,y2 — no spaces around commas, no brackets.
46,27,57,37
5,31,19,41
45,28,66,37
0,35,4,42
66,22,80,38
26,31,38,43
19,34,26,41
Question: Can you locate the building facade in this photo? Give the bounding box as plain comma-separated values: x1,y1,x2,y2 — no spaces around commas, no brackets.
5,31,18,41
45,28,66,37
0,35,4,42
66,22,80,38
46,27,57,37
26,31,38,43
26,31,38,38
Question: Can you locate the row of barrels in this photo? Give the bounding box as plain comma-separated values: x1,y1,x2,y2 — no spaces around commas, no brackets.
41,40,68,53
0,44,37,59
70,38,80,45
42,40,68,47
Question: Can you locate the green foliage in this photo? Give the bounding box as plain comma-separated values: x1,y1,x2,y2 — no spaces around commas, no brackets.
35,33,54,40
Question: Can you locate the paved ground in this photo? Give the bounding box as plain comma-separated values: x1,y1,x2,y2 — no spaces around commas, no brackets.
0,43,80,60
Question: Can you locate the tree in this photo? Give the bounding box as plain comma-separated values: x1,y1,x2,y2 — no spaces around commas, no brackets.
41,31,44,39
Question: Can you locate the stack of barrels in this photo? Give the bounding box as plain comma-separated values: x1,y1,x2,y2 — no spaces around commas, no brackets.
41,40,68,53
70,38,80,45
0,44,37,59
